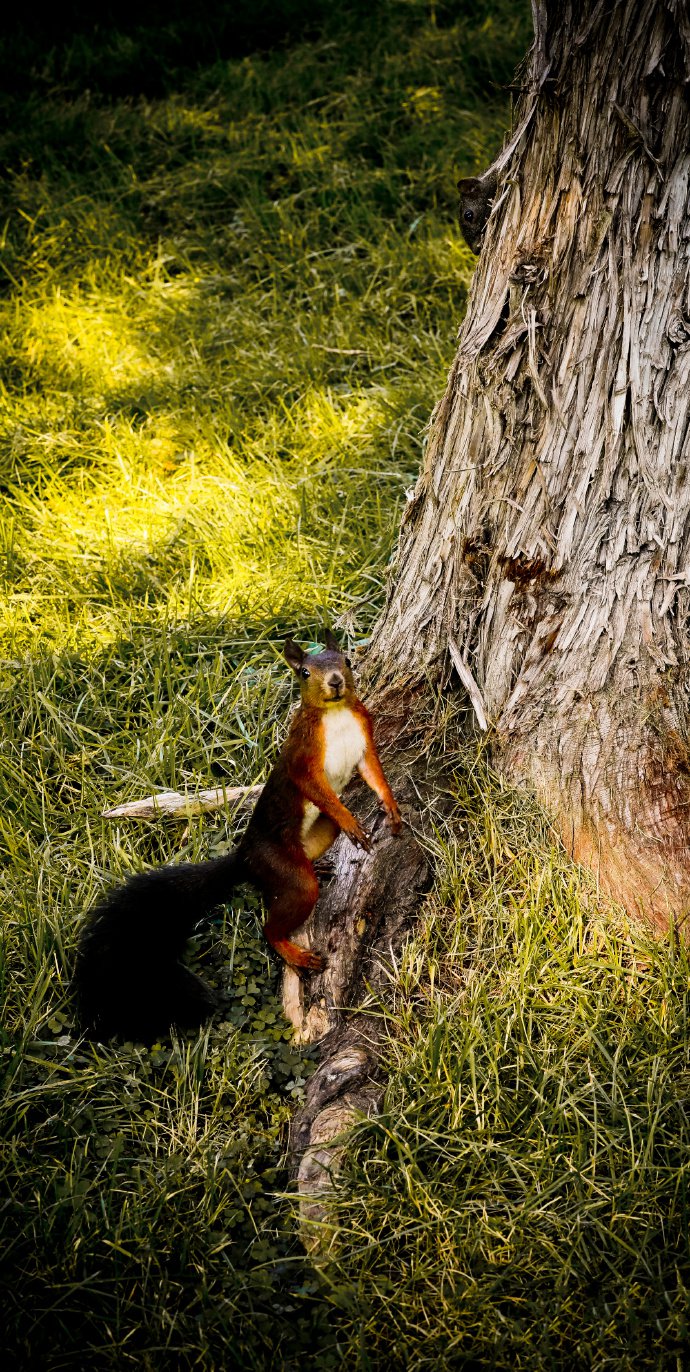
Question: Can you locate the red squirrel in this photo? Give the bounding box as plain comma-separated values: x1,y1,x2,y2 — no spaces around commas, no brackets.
73,631,401,1040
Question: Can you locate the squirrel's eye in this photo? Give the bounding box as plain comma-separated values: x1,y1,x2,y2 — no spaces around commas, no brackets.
300,667,310,679
345,657,352,668
464,209,474,222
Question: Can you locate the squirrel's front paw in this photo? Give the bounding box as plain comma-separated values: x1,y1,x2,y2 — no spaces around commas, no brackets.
342,814,372,851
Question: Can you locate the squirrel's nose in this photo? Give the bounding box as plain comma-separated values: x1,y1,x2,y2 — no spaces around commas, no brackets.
328,672,344,691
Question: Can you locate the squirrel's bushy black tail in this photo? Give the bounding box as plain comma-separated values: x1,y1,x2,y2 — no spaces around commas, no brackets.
73,850,245,1042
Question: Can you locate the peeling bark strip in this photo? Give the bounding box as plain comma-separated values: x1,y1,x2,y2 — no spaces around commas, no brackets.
370,0,690,933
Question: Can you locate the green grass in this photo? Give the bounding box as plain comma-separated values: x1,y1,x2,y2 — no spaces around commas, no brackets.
7,2,687,1369
318,761,690,1367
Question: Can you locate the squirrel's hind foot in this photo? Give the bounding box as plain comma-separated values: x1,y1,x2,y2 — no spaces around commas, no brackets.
271,939,325,974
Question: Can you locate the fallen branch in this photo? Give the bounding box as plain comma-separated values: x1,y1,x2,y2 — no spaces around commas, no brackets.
102,784,263,821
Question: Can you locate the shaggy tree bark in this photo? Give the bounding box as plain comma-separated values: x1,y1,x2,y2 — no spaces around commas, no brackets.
291,0,690,1219
371,0,690,933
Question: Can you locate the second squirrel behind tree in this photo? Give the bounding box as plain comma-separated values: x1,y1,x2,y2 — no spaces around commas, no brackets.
73,632,401,1041
457,168,498,253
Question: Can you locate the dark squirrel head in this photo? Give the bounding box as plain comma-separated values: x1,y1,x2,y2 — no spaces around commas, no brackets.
283,629,356,708
457,170,498,253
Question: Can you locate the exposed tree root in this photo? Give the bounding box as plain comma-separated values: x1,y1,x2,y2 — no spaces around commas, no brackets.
284,716,440,1249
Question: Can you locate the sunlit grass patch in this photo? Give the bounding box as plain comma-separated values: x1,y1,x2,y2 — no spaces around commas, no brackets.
19,288,154,393
1,380,414,651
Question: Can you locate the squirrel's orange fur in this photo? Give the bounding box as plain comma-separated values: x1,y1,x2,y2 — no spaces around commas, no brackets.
246,630,401,970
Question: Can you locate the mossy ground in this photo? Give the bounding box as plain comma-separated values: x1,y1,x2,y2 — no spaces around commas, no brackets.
2,3,688,1369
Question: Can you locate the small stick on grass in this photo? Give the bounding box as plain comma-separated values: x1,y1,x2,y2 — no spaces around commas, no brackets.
102,784,263,821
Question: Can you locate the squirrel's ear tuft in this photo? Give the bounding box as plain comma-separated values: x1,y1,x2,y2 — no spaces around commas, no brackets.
457,176,480,193
284,638,305,671
324,628,339,652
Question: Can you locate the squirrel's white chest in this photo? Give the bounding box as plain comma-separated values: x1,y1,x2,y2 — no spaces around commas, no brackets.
300,708,366,842
321,707,367,794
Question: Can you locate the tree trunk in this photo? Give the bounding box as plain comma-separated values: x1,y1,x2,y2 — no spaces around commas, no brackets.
290,0,690,1218
371,0,690,934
